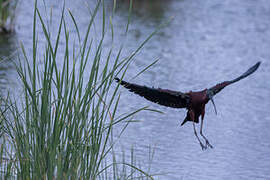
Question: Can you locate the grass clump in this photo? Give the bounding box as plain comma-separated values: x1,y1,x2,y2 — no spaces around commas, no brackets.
0,0,18,34
0,0,159,179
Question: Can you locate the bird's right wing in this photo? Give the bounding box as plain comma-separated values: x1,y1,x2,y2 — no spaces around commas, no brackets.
115,78,190,108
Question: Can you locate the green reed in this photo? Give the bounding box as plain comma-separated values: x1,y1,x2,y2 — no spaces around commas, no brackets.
0,0,161,179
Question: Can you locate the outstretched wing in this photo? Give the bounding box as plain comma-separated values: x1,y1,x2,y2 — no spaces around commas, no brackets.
115,78,190,108
208,61,261,96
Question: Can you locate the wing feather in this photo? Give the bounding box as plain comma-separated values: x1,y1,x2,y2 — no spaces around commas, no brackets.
115,78,189,108
208,62,261,96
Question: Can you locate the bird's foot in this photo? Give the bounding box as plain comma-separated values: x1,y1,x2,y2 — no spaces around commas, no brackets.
199,142,207,150
205,140,213,149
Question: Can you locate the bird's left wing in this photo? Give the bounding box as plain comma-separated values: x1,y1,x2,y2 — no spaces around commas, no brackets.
115,78,190,108
208,61,261,96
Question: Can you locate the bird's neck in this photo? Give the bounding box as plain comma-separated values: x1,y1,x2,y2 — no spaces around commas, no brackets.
189,89,209,108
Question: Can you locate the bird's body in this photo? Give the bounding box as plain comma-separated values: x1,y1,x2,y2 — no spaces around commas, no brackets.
181,89,209,125
115,62,261,150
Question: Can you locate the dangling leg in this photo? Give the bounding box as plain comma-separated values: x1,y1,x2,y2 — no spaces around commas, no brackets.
200,110,213,149
190,110,206,150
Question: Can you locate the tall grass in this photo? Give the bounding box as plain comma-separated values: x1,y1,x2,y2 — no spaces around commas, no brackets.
0,0,18,34
0,0,160,179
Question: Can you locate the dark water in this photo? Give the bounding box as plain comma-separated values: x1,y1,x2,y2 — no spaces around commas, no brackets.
1,0,270,179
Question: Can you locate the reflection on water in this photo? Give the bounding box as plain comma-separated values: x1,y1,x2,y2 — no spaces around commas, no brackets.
114,0,173,22
1,0,270,180
0,34,18,95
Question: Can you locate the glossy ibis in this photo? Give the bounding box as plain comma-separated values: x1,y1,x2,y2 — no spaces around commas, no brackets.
115,62,261,150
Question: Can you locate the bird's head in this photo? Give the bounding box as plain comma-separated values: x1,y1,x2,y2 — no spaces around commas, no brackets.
206,89,217,115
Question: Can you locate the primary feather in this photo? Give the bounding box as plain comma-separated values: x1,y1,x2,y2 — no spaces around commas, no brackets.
208,61,261,96
115,78,190,108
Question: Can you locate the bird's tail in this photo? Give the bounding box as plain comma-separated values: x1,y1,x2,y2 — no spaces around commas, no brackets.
180,116,189,126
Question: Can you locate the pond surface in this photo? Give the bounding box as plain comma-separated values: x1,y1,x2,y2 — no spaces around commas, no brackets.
1,0,270,179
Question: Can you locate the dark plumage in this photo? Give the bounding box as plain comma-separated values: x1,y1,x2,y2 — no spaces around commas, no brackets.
115,62,261,150
115,77,190,108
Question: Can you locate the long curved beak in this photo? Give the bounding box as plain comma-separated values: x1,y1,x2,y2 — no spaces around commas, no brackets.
210,98,217,115
207,89,218,115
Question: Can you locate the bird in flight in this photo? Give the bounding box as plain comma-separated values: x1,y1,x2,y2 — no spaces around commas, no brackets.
115,62,261,150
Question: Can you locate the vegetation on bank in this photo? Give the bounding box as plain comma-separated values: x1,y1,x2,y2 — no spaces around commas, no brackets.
0,0,161,179
0,0,18,34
